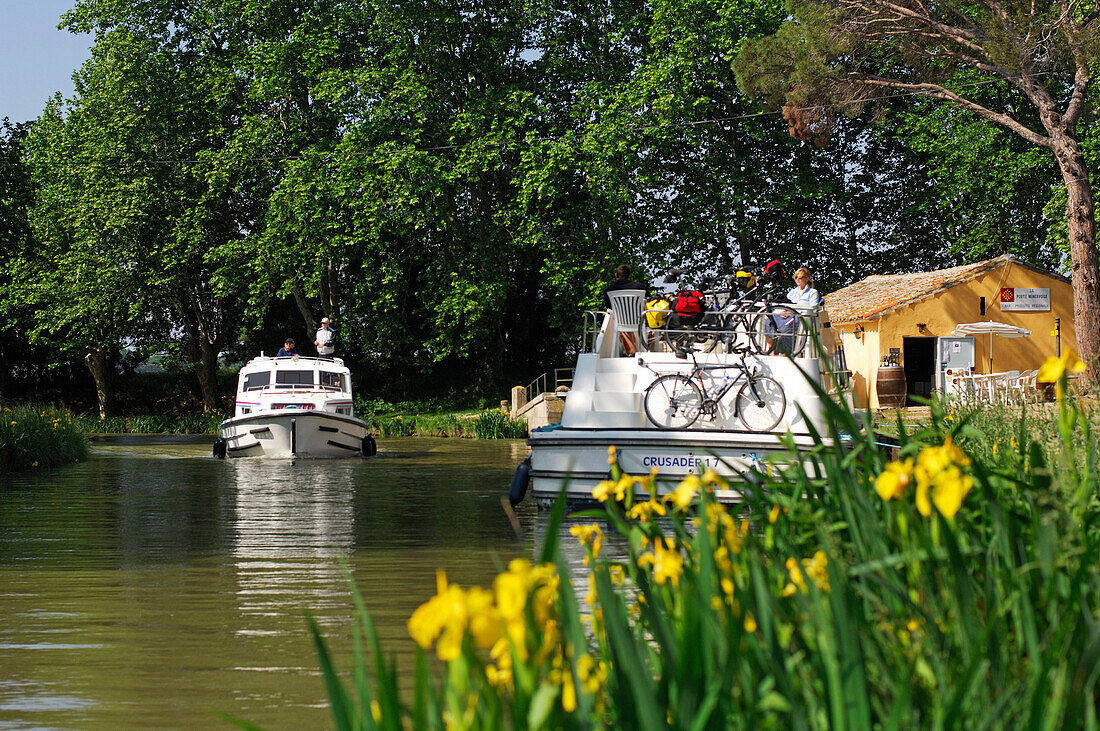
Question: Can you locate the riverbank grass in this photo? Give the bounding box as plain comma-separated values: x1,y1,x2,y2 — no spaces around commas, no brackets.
356,398,528,439
0,405,87,472
73,412,225,435
297,353,1099,728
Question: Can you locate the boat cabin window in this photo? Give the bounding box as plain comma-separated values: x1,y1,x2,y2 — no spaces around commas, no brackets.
319,371,346,391
275,370,315,387
243,371,271,391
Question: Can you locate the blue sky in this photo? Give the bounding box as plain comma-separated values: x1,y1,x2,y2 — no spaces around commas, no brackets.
1,2,92,123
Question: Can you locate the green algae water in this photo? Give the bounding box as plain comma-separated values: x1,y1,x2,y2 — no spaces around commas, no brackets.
0,436,539,729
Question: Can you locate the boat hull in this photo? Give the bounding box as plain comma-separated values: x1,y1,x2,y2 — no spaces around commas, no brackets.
527,426,826,507
219,411,370,458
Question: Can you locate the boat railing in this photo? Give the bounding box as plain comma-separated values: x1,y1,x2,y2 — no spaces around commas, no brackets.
242,383,349,394
580,310,604,353
581,305,829,358
524,368,576,403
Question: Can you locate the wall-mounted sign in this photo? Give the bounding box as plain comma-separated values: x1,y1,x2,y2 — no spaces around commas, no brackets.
1000,287,1050,311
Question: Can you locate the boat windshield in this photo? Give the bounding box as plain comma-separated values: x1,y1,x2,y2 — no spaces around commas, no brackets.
243,371,271,392
319,371,347,391
275,370,316,387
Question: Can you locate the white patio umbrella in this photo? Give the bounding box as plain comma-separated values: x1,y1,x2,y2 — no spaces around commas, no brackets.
950,321,1031,373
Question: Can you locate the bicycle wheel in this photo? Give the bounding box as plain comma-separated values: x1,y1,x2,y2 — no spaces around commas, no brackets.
776,312,809,357
735,376,785,432
644,375,703,429
699,311,723,353
748,306,810,356
660,329,695,354
719,313,751,353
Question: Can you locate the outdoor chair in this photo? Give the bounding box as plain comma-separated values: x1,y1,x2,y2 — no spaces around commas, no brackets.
1007,369,1038,403
606,289,646,357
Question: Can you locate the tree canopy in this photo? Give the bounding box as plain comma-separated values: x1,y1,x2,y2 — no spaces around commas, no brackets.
735,0,1100,372
0,0,1080,412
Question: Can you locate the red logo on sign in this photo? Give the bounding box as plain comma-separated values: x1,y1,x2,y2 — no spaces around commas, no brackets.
1000,287,1014,302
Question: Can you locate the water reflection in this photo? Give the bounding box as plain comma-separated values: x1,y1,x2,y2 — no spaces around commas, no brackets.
0,436,536,729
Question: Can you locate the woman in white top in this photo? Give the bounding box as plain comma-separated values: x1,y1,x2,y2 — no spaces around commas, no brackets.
769,267,821,354
788,267,822,308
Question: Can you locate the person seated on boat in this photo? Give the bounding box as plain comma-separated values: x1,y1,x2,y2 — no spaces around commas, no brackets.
604,264,648,355
277,338,300,357
767,267,822,354
314,317,335,359
603,264,648,307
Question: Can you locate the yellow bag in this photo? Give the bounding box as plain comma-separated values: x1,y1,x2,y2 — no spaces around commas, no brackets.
645,298,670,328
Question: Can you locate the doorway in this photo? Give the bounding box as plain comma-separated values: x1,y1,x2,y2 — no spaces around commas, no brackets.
903,337,936,405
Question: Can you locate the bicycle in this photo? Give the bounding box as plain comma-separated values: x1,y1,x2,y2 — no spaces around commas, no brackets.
641,266,811,358
639,270,722,354
639,348,787,431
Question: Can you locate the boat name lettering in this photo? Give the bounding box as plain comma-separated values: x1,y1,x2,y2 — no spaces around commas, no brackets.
641,456,715,468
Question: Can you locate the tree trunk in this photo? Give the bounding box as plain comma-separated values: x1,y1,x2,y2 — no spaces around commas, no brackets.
196,338,222,413
84,348,113,419
1052,132,1100,378
290,276,317,334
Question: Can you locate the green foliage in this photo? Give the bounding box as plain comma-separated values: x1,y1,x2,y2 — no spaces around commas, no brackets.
471,409,529,439
73,412,225,435
3,0,993,414
0,404,88,472
293,371,1100,728
354,398,527,439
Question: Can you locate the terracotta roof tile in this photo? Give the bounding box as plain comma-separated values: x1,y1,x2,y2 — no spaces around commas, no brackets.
823,255,1011,325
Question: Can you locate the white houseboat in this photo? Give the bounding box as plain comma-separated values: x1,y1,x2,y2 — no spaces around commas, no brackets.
213,355,375,459
510,293,845,508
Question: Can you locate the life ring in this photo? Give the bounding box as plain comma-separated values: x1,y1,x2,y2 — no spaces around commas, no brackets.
361,434,377,457
509,456,532,507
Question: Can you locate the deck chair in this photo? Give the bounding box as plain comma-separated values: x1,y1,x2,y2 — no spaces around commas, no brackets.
606,289,645,356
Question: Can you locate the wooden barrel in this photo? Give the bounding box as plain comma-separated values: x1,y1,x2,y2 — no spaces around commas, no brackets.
876,365,907,409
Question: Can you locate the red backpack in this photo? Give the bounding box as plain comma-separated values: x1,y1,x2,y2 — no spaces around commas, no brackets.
763,259,785,281
673,289,705,318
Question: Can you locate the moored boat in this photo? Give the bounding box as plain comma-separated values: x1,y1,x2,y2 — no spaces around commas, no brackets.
511,300,846,508
213,355,375,459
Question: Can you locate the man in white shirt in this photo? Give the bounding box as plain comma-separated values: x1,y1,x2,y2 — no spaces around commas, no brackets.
314,317,335,358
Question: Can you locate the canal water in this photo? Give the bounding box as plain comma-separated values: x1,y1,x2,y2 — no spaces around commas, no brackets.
0,436,549,729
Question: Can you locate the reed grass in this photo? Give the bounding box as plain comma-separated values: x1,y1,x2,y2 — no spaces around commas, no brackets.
259,357,1100,729
360,402,528,440
73,412,226,434
0,404,88,471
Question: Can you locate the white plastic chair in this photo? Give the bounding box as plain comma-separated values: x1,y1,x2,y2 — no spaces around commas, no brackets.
606,289,646,356
1009,369,1037,403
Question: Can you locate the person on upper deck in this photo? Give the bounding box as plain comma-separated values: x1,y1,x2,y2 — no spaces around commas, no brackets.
603,264,648,307
314,317,335,358
603,264,649,356
277,338,300,357
767,266,822,354
787,267,822,310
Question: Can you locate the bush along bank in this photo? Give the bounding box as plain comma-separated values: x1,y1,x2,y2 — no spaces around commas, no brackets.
74,412,227,435
0,405,88,472
355,398,528,439
71,408,529,439
296,353,1099,729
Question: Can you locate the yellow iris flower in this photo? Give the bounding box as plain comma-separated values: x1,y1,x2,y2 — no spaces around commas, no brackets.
570,524,603,555
637,537,684,588
875,458,915,500
628,497,667,521
782,550,829,596
665,474,700,511
1037,350,1086,383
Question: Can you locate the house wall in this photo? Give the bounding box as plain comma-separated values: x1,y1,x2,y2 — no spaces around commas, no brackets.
840,263,1076,409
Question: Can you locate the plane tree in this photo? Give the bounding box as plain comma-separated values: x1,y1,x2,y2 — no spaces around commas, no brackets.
735,0,1100,371
18,99,155,418
38,1,261,412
